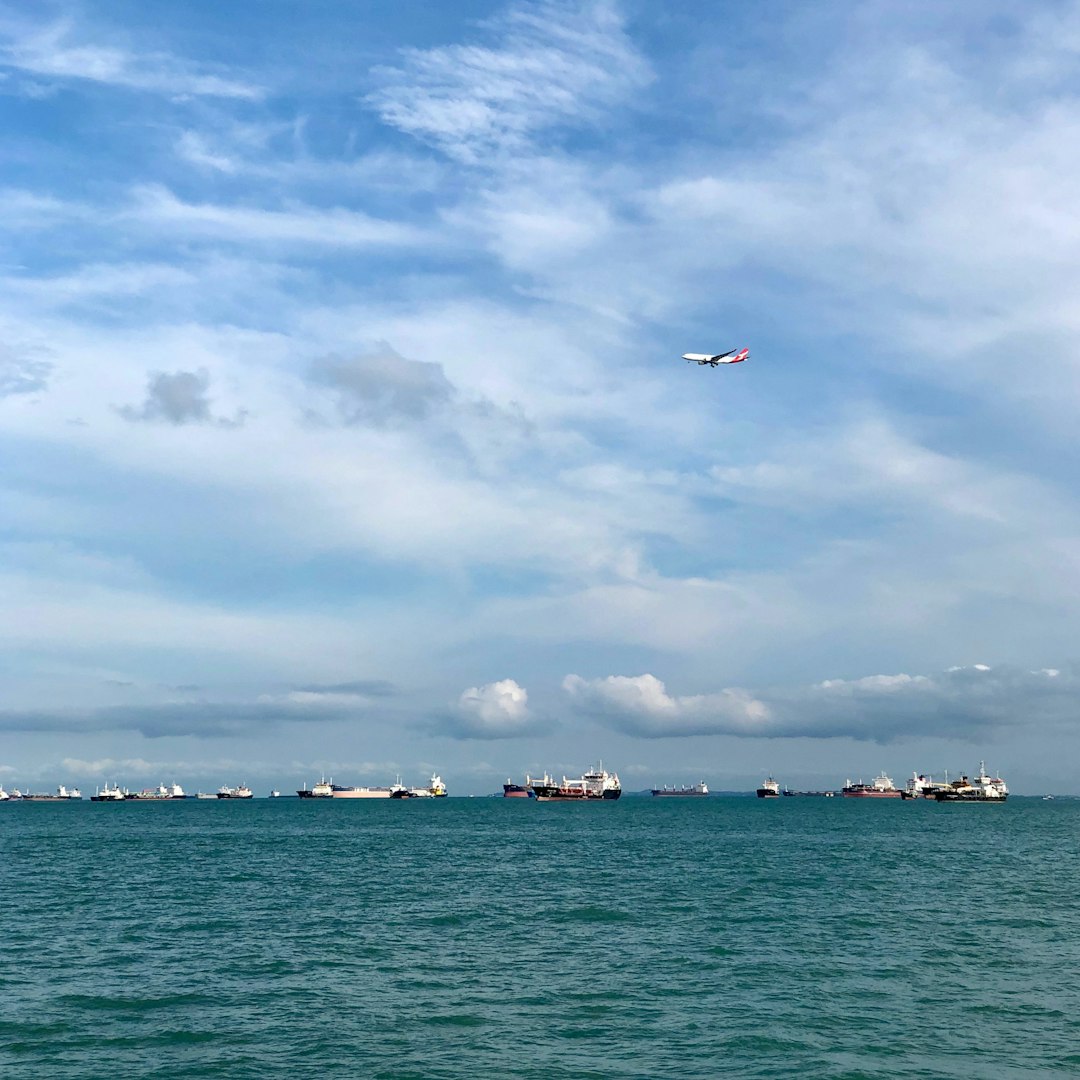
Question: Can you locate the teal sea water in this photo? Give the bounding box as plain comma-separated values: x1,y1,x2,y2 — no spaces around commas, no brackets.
2,796,1078,1079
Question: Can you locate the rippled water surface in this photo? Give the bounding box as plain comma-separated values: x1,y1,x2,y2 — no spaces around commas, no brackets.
2,796,1078,1078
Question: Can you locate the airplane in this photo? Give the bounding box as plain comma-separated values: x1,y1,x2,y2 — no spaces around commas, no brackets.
682,347,749,366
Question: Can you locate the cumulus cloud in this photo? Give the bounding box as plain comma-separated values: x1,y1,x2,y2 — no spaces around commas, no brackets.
564,665,1079,743
117,369,244,427
309,346,454,426
563,673,771,737
440,678,545,739
366,0,652,162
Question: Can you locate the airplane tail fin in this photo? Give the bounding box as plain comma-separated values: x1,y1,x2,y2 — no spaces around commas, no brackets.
732,348,749,363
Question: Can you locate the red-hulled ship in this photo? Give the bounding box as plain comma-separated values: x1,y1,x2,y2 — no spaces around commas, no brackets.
503,779,532,798
842,772,902,798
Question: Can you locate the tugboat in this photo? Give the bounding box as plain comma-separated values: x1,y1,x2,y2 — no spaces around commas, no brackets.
842,772,902,798
756,777,781,798
651,781,709,797
531,765,621,802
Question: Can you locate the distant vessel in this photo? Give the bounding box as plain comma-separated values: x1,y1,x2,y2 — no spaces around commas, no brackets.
756,777,781,798
195,792,217,800
934,763,1007,803
19,785,82,802
900,773,950,800
330,779,407,799
91,782,127,802
217,784,253,799
408,774,448,798
125,782,185,801
503,779,532,798
269,790,282,798
842,773,902,798
0,786,9,801
297,777,334,798
531,765,621,802
651,781,709,797
782,788,835,797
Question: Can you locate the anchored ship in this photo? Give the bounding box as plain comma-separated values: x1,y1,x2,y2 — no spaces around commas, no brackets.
408,774,447,798
91,782,127,802
756,777,781,798
651,781,709,797
934,763,1008,802
19,785,82,802
530,765,621,802
842,772,902,798
297,777,334,798
125,782,186,801
217,784,253,799
503,779,532,798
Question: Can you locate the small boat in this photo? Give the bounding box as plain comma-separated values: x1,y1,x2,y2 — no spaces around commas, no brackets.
195,792,217,800
756,777,781,798
269,790,282,798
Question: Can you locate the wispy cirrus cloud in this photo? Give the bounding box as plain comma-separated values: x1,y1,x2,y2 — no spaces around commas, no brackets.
0,18,264,99
367,0,652,162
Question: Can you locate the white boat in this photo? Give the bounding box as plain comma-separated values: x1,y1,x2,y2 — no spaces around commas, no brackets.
0,786,9,802
195,792,217,800
91,782,127,802
409,773,448,798
269,790,282,798
217,784,253,799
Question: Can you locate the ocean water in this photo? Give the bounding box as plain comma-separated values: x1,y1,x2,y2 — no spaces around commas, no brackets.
1,796,1078,1079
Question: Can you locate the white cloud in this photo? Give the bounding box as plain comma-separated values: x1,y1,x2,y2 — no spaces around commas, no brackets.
367,0,652,162
446,678,539,739
564,664,1076,743
563,673,770,737
0,19,264,99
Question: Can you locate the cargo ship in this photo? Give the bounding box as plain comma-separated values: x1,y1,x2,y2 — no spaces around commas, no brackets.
756,777,781,798
297,777,334,798
331,778,408,799
408,774,448,798
19,785,82,802
934,763,1008,802
125,782,186,801
651,781,709,797
530,765,621,802
217,784,253,799
503,779,533,798
91,782,127,802
842,772,902,798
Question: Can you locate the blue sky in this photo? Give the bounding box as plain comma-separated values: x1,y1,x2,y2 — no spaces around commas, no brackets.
2,0,1080,794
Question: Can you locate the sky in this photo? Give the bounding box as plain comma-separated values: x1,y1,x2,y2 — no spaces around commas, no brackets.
2,0,1080,795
